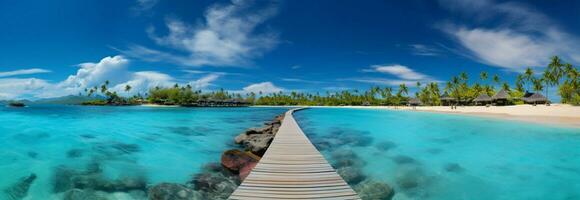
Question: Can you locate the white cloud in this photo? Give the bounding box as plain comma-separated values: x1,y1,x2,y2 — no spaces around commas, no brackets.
408,44,442,56
132,0,158,14
0,55,222,99
290,65,301,69
123,0,279,67
439,0,580,69
243,82,283,94
342,77,418,86
0,68,51,78
57,56,131,93
188,74,220,89
366,64,431,80
110,71,175,95
0,78,51,100
281,78,323,84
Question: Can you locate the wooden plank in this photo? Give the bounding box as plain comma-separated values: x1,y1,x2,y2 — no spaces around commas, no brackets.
228,108,360,200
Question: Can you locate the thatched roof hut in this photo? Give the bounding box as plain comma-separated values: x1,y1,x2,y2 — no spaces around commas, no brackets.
473,93,492,103
408,98,422,106
492,89,509,100
440,93,455,106
524,93,548,104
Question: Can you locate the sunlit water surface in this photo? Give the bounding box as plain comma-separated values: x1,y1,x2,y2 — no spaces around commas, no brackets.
295,108,580,200
0,105,287,199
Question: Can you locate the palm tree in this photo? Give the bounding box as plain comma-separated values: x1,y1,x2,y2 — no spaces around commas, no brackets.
125,85,132,93
532,78,544,92
492,74,500,86
460,72,468,83
480,71,488,82
398,84,408,96
524,67,534,91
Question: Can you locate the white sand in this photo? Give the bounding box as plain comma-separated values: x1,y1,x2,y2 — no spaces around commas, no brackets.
254,104,580,128
321,104,580,128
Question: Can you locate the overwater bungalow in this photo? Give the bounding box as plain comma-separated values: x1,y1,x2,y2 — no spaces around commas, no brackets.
492,89,510,105
524,93,549,105
473,93,492,106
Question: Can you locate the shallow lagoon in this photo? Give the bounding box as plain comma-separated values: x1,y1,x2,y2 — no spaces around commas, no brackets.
0,105,287,199
295,108,580,200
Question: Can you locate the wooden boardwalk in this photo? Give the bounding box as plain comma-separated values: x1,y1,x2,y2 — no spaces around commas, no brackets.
229,108,360,200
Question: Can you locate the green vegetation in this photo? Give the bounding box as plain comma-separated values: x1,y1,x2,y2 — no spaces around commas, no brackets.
256,56,579,106
79,56,579,106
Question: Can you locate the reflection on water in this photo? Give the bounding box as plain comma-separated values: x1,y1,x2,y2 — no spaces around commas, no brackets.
295,108,580,200
0,105,287,200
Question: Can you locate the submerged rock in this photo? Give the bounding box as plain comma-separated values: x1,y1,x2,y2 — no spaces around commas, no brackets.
337,167,365,184
63,189,107,200
392,155,417,165
190,172,238,200
331,149,365,168
375,141,397,151
395,166,430,191
52,163,147,194
3,173,37,200
444,163,464,173
354,180,395,200
148,183,201,200
67,149,83,158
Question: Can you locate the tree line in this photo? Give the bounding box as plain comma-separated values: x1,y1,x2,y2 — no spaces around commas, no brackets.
81,56,579,106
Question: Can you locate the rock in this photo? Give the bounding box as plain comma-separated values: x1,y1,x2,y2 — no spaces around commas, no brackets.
221,150,259,172
190,172,238,200
331,149,365,168
242,134,274,156
444,163,464,173
67,149,83,158
239,162,257,181
4,173,37,200
337,167,365,184
375,141,397,151
148,183,201,200
63,189,107,200
234,133,248,144
395,166,429,191
354,180,395,200
392,155,417,165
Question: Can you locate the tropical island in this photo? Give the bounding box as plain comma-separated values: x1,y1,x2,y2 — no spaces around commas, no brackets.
79,56,579,107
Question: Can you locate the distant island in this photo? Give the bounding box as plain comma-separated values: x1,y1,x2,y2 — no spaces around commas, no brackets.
78,56,578,107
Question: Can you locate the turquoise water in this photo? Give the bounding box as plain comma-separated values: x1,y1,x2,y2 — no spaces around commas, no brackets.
295,108,580,200
0,105,287,199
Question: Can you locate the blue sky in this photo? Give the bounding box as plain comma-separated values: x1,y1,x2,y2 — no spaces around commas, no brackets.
1,0,579,100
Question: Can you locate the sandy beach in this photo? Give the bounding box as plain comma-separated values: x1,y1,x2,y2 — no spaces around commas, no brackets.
255,104,580,128
317,104,580,128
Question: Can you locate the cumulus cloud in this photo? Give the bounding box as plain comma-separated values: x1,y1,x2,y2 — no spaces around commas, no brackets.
439,0,580,69
0,68,51,78
122,0,279,67
0,78,50,100
243,82,283,94
0,55,222,99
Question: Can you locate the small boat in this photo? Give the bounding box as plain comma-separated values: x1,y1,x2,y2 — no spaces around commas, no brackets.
8,102,26,107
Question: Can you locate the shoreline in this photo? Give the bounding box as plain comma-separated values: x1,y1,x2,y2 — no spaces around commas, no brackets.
253,105,580,128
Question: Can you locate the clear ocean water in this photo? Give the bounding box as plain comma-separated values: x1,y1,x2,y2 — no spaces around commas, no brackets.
294,108,580,200
0,105,288,199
